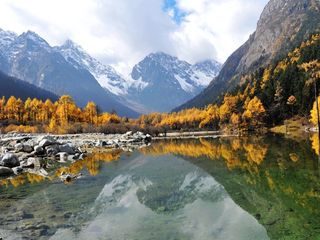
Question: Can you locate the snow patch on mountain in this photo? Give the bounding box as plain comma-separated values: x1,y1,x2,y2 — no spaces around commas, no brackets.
0,29,17,51
56,40,129,95
130,52,222,94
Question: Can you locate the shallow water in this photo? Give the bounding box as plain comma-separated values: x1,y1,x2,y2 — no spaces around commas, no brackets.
1,134,320,240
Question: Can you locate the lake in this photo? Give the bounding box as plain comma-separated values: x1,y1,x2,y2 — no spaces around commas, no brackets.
1,134,320,240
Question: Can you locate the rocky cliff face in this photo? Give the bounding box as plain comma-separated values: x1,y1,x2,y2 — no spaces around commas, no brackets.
176,0,320,110
239,0,320,71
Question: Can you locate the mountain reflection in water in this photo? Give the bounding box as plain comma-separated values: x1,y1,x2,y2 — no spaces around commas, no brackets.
0,135,320,240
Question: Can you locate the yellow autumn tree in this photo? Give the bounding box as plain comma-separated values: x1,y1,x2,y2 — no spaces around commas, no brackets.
199,104,220,129
5,96,18,120
43,99,55,122
0,96,5,120
84,101,98,125
219,95,239,124
310,96,320,126
56,95,78,125
242,96,266,129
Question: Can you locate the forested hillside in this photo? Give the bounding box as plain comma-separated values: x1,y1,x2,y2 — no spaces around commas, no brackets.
0,71,58,101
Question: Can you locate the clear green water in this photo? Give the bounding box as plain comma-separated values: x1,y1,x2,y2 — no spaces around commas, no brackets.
1,134,320,240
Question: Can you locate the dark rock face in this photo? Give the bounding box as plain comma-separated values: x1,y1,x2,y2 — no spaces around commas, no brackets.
176,0,320,110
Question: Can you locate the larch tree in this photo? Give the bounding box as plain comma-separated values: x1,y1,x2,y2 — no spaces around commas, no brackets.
242,96,266,129
84,101,98,125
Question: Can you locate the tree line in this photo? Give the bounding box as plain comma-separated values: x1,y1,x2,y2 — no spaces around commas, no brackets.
0,35,319,134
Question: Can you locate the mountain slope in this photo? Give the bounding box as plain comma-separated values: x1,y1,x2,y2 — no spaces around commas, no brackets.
0,70,58,101
0,30,138,117
127,52,221,112
55,40,128,96
176,0,320,110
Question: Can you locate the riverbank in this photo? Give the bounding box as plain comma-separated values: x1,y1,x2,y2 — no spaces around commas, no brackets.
0,131,152,179
270,117,313,140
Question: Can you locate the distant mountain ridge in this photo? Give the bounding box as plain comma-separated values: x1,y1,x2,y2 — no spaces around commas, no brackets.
0,29,138,117
56,43,221,113
0,28,221,114
176,0,320,111
126,52,221,112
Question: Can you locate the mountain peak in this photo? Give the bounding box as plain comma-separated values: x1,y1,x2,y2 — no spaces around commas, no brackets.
56,39,129,96
61,39,83,51
0,29,17,50
19,30,50,48
147,51,178,63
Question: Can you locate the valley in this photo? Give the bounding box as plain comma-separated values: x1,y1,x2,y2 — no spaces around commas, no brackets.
0,0,320,239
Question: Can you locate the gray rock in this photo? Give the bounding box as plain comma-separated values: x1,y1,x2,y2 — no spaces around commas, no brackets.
27,158,41,168
39,139,53,148
45,145,60,156
23,145,34,153
15,143,33,153
124,131,133,136
0,153,20,168
14,143,24,152
145,134,152,142
95,140,109,147
12,166,24,175
37,135,55,143
0,166,14,176
34,145,44,155
59,144,75,154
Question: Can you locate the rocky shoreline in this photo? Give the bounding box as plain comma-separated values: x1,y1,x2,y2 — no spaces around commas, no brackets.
0,131,152,180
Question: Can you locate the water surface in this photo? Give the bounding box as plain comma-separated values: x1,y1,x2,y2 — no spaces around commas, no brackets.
1,135,320,240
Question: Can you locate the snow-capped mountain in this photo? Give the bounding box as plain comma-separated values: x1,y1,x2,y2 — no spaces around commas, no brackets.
126,52,221,112
0,28,17,50
55,40,128,95
192,60,222,86
0,29,138,117
0,28,221,114
55,43,222,113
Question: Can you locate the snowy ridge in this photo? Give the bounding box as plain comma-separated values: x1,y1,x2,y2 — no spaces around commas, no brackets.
131,52,222,93
55,40,129,95
0,29,17,51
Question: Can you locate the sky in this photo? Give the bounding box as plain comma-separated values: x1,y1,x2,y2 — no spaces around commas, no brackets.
0,0,269,76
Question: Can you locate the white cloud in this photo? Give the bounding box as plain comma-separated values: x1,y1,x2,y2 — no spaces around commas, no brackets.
0,0,268,75
173,0,268,63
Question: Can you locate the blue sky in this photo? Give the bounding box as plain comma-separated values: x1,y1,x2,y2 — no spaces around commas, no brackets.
0,0,269,75
163,0,186,24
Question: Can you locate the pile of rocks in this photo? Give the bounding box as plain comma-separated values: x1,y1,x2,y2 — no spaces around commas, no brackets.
0,135,84,177
94,131,152,151
0,131,153,178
